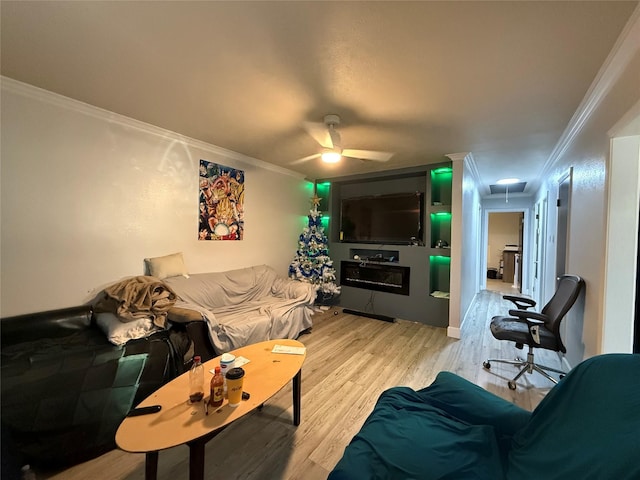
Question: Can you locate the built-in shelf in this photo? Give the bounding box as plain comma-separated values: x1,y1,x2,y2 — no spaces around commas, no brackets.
430,212,452,249
430,167,453,206
429,255,451,298
427,163,453,314
429,204,451,214
321,167,454,328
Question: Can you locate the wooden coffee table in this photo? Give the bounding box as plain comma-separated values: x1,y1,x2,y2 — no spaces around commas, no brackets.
115,338,306,480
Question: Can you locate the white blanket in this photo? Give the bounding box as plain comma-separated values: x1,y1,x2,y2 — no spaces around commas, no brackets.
165,265,317,353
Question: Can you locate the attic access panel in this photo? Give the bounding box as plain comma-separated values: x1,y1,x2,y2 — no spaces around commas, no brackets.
489,182,527,194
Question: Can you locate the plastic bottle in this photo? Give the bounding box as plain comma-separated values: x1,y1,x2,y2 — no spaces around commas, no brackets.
209,366,224,408
21,465,36,480
220,353,235,396
189,356,204,403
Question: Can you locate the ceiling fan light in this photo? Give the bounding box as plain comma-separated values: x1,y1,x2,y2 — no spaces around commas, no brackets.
321,149,342,163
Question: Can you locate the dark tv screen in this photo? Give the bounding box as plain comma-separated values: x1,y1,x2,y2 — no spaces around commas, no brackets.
340,192,424,245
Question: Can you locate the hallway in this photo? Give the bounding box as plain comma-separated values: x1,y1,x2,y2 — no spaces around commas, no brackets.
486,278,522,296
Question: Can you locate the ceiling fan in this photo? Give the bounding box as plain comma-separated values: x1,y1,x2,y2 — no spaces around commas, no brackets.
293,114,394,165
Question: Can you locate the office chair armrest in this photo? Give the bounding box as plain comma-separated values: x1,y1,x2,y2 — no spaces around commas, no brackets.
503,295,536,310
508,309,547,324
508,309,547,345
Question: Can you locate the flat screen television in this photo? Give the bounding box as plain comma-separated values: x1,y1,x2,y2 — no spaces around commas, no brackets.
340,192,424,245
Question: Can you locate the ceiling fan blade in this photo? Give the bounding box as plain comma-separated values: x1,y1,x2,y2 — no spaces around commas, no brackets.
291,153,321,165
342,149,394,162
303,121,332,148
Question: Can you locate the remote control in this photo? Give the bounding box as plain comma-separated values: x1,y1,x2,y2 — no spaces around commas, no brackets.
127,405,162,417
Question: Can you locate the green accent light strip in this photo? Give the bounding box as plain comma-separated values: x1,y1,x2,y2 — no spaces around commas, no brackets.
431,212,451,217
432,167,453,174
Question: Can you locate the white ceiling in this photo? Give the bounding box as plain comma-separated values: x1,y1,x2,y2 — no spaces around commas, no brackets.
1,1,637,195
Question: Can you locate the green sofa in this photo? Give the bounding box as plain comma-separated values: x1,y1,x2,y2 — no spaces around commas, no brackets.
329,353,640,480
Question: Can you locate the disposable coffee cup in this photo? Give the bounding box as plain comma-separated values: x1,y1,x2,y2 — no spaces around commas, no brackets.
220,353,236,394
225,367,245,407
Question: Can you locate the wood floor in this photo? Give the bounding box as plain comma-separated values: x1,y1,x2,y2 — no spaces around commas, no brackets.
39,289,562,480
486,278,521,295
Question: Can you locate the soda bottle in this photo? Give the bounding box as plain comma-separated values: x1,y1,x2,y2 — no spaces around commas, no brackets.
209,366,224,407
189,356,204,402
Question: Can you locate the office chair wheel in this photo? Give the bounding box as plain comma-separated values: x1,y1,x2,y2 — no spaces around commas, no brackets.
483,361,491,369
508,381,517,390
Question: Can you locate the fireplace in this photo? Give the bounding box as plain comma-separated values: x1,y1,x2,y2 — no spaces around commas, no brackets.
340,261,410,296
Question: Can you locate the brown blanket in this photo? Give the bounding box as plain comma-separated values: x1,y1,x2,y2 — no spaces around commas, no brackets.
95,276,177,328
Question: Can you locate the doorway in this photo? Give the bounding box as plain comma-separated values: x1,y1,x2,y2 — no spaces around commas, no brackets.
556,170,572,279
602,133,639,354
485,211,524,295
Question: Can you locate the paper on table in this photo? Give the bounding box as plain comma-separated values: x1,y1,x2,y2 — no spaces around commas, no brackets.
234,356,250,367
272,345,306,355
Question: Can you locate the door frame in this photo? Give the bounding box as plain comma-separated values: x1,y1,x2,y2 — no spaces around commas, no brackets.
555,169,573,280
532,196,548,305
481,207,531,295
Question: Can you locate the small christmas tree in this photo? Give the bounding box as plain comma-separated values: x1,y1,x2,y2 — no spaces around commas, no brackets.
289,193,340,303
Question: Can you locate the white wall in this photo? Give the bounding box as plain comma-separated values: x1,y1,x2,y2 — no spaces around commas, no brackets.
0,79,312,317
533,7,640,365
602,129,639,353
447,153,481,338
459,156,482,329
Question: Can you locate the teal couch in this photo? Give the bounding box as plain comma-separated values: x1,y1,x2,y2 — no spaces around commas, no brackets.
329,354,640,480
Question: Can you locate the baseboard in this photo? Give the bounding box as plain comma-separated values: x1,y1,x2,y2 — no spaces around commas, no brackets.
447,326,461,339
342,309,396,323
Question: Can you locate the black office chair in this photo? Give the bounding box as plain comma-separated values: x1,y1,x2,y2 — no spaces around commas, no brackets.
483,274,585,390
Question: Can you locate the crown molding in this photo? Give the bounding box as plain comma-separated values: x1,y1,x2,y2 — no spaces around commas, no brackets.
445,151,482,186
0,76,306,180
608,98,640,137
541,4,640,177
445,152,469,162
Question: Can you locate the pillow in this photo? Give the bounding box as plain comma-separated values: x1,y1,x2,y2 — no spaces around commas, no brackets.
96,312,160,346
507,354,640,480
144,252,189,280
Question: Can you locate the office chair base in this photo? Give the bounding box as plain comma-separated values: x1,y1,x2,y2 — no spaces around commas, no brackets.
483,350,567,390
